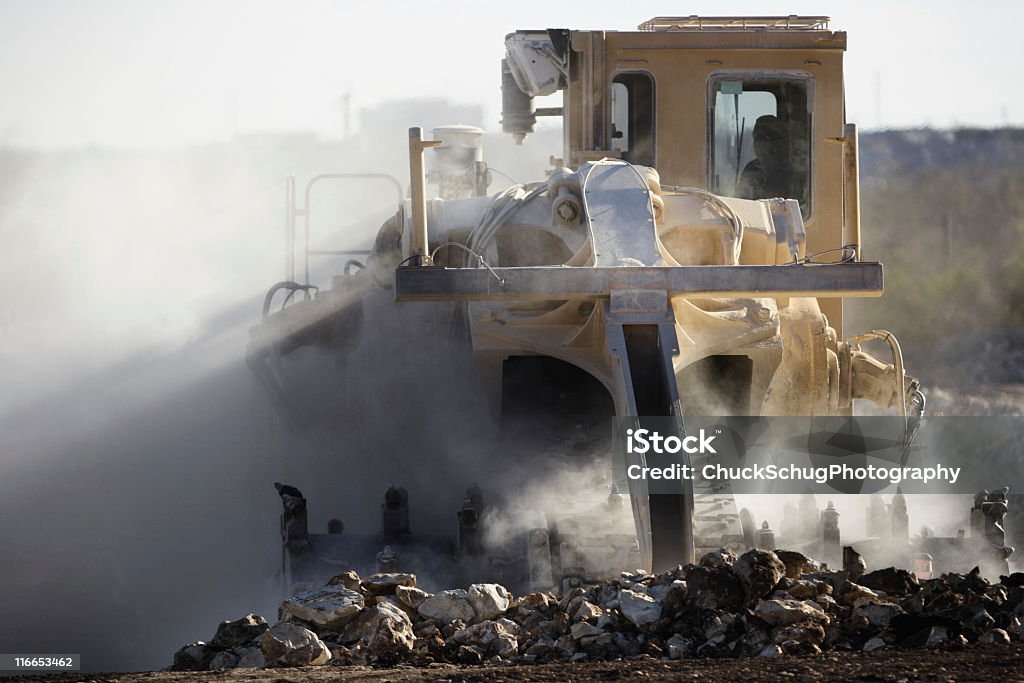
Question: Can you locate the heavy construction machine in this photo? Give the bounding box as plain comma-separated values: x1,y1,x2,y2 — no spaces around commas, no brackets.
248,16,930,595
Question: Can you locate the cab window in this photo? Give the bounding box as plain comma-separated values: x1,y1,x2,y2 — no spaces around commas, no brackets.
611,72,655,167
709,74,812,217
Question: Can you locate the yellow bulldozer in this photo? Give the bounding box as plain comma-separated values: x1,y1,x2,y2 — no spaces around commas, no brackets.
248,16,928,595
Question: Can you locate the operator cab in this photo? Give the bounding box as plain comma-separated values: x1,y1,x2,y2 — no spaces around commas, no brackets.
501,15,853,331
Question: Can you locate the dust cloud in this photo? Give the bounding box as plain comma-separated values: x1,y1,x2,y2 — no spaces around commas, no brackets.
0,110,563,671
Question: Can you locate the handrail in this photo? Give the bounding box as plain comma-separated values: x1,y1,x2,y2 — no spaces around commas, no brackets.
284,173,404,284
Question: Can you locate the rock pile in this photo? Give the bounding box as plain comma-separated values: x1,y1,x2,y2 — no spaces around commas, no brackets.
171,549,1024,670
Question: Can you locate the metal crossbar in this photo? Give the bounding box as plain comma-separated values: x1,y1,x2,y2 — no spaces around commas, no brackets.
394,263,882,302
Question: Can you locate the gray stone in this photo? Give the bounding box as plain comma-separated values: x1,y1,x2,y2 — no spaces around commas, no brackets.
211,614,269,649
772,622,825,646
374,594,417,620
455,644,484,664
172,641,213,671
259,622,331,666
704,614,734,640
855,602,905,628
418,589,476,623
618,588,662,629
813,594,839,612
342,601,415,653
517,592,553,610
468,583,512,621
232,646,266,668
450,619,518,658
862,636,886,652
786,580,832,601
923,626,948,648
579,632,613,649
665,633,694,659
859,567,918,596
525,636,555,656
733,549,786,604
696,634,726,656
555,634,577,656
843,546,867,580
980,628,1010,645
753,599,829,627
836,581,880,608
774,550,812,579
280,586,364,629
648,583,670,603
699,548,737,568
360,572,417,595
207,651,239,671
962,603,996,631
687,565,745,610
327,570,361,590
395,585,431,609
570,621,603,640
572,600,603,623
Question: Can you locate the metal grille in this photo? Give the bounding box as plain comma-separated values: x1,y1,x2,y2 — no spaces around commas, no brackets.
638,16,830,32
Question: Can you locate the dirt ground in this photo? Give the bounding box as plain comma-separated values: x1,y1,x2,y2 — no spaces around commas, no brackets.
10,644,1024,683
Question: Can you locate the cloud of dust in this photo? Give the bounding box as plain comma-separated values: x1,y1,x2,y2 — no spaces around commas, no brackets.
0,108,561,672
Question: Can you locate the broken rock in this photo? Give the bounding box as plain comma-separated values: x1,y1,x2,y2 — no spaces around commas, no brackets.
665,633,694,660
754,599,829,627
468,583,512,621
280,586,364,629
772,622,825,647
395,585,431,610
570,621,603,640
786,580,832,601
360,572,416,595
836,581,880,608
327,570,361,590
855,602,905,628
862,636,886,652
700,548,738,568
775,550,813,579
172,642,213,671
232,646,266,668
572,599,603,623
342,601,415,654
618,588,662,629
859,567,918,596
687,565,745,610
207,651,239,671
259,622,331,666
980,628,1010,645
733,549,786,604
418,589,476,623
211,614,269,649
842,546,867,581
450,619,519,658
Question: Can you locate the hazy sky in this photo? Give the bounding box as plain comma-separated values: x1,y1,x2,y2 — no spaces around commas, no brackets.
1,0,1022,148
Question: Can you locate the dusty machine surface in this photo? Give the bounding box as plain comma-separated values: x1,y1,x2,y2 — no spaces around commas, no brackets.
247,16,949,597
